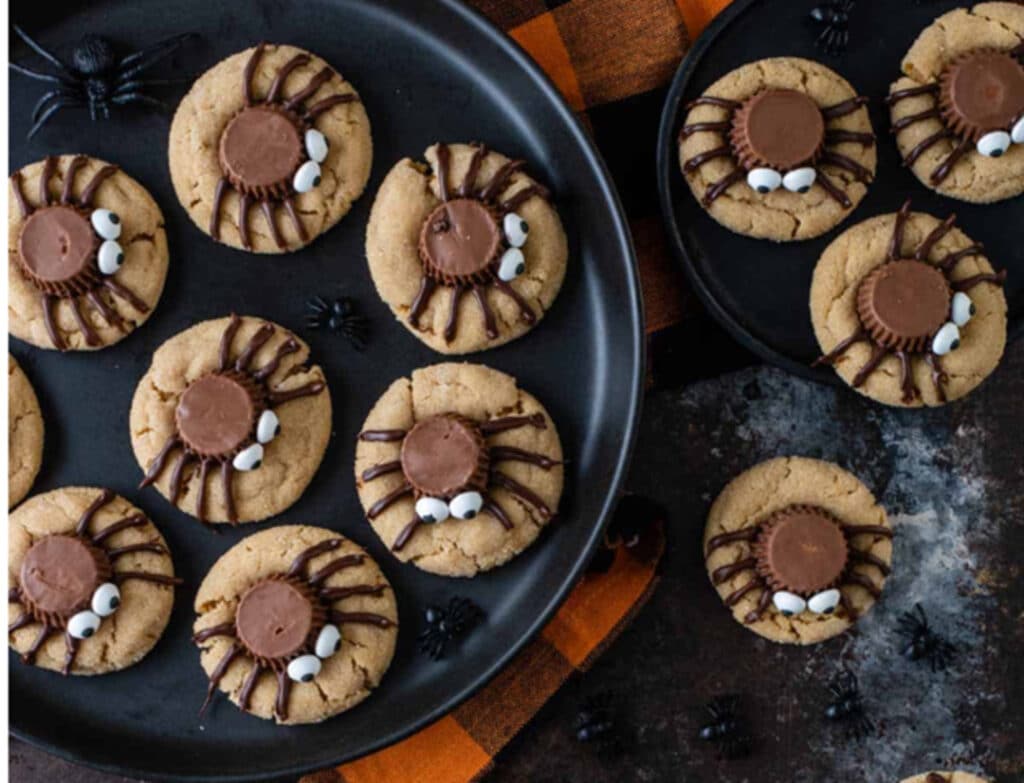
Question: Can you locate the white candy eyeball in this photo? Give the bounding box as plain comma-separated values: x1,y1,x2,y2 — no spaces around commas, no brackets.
232,443,264,471
951,291,975,327
304,129,329,163
807,588,841,615
287,654,322,683
783,167,817,193
97,240,124,275
293,160,322,193
91,582,121,617
1012,116,1024,145
931,321,961,356
976,130,1011,158
497,248,526,282
314,624,342,659
746,167,781,194
772,591,807,617
415,496,450,524
90,208,121,240
256,410,281,444
67,610,102,640
503,212,529,247
449,491,484,520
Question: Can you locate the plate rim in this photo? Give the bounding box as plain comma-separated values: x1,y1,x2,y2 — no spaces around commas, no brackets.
8,0,646,779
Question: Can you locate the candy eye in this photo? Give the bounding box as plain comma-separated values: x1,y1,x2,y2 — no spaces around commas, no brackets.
67,610,102,639
746,167,781,194
232,443,264,471
314,624,342,659
97,240,124,275
293,160,322,193
286,654,322,683
772,591,807,617
305,129,328,164
951,291,975,327
449,491,484,520
931,322,961,355
415,496,450,524
256,410,281,444
783,167,817,193
976,130,1011,158
90,208,121,240
90,582,121,617
807,588,841,615
503,212,529,247
497,248,526,282
1012,116,1024,145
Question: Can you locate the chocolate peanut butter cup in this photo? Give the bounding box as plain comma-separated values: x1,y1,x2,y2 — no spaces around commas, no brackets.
235,577,326,665
754,505,848,595
175,372,263,459
400,414,490,498
219,105,305,200
17,206,100,296
418,199,503,286
856,260,951,353
19,535,111,624
939,49,1024,141
730,88,826,171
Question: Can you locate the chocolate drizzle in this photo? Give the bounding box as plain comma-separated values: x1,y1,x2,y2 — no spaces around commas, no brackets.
407,143,551,343
209,44,359,250
9,489,181,674
813,201,1007,403
140,315,325,525
359,412,560,551
194,537,392,721
888,46,1024,184
705,504,892,624
11,156,146,351
680,87,874,206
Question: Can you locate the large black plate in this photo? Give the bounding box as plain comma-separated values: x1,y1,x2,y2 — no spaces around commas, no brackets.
657,0,1023,383
7,0,644,779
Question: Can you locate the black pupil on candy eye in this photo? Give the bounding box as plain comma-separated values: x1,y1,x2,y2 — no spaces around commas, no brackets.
520,221,528,233
422,514,436,523
302,672,314,682
799,186,810,193
463,510,476,519
951,339,960,350
758,186,770,193
334,639,341,652
83,627,94,637
313,176,321,187
516,263,525,275
110,214,120,224
110,597,120,609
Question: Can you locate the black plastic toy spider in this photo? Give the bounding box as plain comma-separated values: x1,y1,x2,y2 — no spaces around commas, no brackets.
699,695,752,759
305,295,369,350
574,693,618,748
10,26,195,137
417,596,484,660
810,0,855,56
824,669,874,739
897,603,957,672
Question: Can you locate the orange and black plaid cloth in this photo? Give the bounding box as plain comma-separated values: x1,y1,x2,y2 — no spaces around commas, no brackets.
301,2,729,781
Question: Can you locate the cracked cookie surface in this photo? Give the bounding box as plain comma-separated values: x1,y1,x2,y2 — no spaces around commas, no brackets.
8,155,168,350
704,456,891,645
129,315,331,523
9,354,43,508
169,43,372,253
901,773,991,783
678,57,875,241
810,210,1007,407
8,487,177,675
355,362,564,577
889,3,1024,203
365,143,568,354
193,525,398,724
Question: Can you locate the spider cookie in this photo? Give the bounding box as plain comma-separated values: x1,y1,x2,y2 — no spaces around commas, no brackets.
193,525,397,725
129,315,331,525
8,155,168,350
366,143,568,354
888,3,1024,203
811,203,1007,407
9,487,181,675
355,362,564,576
900,773,991,783
169,43,371,253
9,355,44,508
678,57,876,241
704,457,892,645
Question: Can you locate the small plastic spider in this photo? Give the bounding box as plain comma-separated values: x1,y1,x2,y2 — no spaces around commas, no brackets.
8,489,182,674
698,695,752,759
9,27,195,137
897,603,957,671
305,295,368,350
824,669,874,739
810,0,856,56
417,596,484,660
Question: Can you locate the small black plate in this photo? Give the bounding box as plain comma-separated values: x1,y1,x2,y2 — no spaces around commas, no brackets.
657,0,1023,383
7,0,644,780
